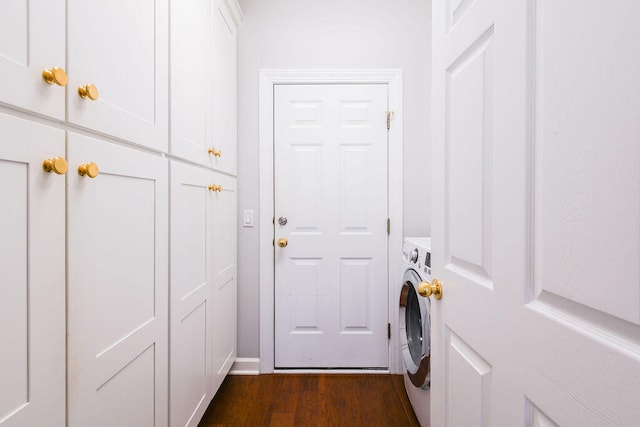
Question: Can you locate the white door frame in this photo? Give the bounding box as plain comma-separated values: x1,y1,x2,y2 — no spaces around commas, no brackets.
258,69,404,373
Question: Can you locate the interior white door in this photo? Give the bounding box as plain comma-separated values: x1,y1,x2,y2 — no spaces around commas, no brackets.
274,84,389,368
0,113,65,426
169,161,214,427
67,133,168,427
431,0,640,425
66,0,168,150
0,0,64,119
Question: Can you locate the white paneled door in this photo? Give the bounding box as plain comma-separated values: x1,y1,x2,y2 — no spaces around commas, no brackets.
431,0,640,425
0,113,65,426
67,133,168,427
274,84,389,368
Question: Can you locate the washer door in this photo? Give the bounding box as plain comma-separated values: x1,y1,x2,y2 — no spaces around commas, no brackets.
399,269,431,389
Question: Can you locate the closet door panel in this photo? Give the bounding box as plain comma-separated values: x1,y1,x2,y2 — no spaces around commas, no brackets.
0,113,64,426
210,173,237,395
67,0,168,150
209,0,238,175
0,0,65,119
67,133,168,427
170,161,214,427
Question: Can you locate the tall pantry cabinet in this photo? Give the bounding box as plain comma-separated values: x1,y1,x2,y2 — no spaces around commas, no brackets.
0,0,241,425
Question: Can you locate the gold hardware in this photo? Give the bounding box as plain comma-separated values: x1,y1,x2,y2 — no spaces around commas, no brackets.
418,279,443,300
42,157,68,175
208,184,222,192
77,162,99,178
78,84,99,101
386,111,395,130
277,237,288,248
208,147,222,158
42,67,68,86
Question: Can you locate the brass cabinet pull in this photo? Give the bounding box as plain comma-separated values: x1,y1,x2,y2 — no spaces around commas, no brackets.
418,279,443,300
78,162,99,178
208,147,222,158
208,184,222,192
42,157,68,175
42,67,68,86
78,84,99,101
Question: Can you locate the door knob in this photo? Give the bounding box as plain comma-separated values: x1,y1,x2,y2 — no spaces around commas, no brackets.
78,84,99,101
418,279,443,300
278,216,288,226
78,162,99,178
42,67,68,86
42,157,68,175
277,238,288,248
208,147,222,157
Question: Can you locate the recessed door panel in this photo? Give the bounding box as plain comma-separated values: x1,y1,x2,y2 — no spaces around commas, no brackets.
339,258,373,332
67,0,168,150
68,132,168,427
0,0,65,118
0,113,64,426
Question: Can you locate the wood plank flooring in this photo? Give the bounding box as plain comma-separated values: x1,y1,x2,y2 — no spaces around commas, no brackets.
198,374,421,426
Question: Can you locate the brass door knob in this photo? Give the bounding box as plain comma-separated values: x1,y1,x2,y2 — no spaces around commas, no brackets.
78,162,99,178
78,84,99,101
208,184,222,192
277,238,288,248
42,67,68,86
418,279,443,300
208,147,222,158
42,157,68,175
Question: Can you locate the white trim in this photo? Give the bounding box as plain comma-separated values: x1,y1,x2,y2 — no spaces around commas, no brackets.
229,358,261,375
274,369,391,375
259,69,404,374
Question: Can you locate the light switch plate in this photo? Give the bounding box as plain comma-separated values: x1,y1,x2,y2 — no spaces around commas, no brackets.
243,209,254,227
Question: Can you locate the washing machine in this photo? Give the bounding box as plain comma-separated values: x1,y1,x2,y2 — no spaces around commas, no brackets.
399,237,432,426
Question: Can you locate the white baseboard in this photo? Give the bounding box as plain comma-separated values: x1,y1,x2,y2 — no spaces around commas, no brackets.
229,357,260,375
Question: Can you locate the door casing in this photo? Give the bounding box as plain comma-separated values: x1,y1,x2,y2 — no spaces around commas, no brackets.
258,69,404,373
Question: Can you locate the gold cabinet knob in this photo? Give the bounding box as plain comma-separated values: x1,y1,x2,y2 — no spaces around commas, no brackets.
42,67,68,86
42,157,68,175
208,184,222,192
78,162,99,178
78,84,99,101
418,279,443,300
208,147,222,158
277,237,288,248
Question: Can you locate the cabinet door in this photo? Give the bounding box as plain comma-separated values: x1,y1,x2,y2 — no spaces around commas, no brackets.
0,113,65,426
170,0,210,167
0,0,65,119
66,0,168,151
67,133,168,427
169,161,215,427
210,173,237,395
209,0,238,175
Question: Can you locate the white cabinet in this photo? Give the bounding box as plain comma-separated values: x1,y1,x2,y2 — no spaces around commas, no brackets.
67,133,168,427
210,172,237,393
169,161,237,426
169,161,215,427
170,0,241,173
209,0,240,175
0,0,65,119
0,113,65,426
67,0,168,151
0,0,168,150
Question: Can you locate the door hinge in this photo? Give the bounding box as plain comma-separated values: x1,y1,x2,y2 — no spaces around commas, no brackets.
272,238,274,247
388,323,391,339
386,111,394,130
387,218,391,235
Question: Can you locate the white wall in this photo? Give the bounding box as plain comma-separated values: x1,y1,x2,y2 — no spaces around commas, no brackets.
236,0,432,358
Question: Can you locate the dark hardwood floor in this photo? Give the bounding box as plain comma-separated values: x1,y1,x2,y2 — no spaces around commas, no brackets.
198,374,421,426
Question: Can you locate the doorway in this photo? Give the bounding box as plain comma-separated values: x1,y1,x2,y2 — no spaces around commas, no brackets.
258,69,404,373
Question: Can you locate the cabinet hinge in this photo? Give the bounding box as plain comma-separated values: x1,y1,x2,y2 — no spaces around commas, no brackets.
386,111,394,130
387,218,391,235
388,323,391,339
